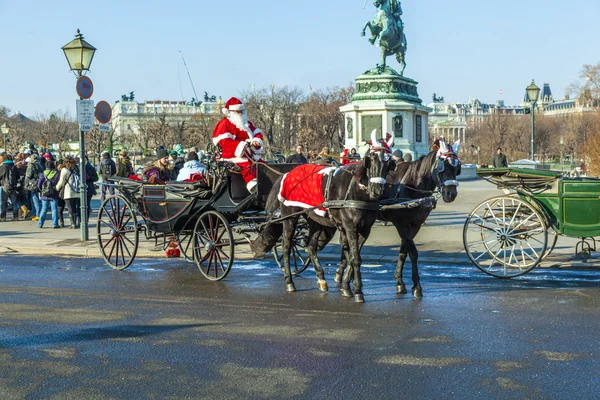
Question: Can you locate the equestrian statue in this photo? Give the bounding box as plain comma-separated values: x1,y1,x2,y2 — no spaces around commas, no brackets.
361,0,407,75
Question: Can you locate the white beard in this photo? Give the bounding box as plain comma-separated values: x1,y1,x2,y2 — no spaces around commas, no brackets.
228,111,252,135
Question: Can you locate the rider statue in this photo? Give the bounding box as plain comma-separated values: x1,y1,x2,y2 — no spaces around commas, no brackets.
361,0,407,75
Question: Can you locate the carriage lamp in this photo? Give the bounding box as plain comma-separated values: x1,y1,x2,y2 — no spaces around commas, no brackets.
1,122,9,152
525,80,540,161
61,30,97,241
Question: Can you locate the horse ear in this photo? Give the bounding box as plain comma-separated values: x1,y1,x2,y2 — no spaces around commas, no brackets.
452,139,461,155
386,131,395,148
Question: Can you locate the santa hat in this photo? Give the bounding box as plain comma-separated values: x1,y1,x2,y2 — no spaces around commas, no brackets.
222,97,245,115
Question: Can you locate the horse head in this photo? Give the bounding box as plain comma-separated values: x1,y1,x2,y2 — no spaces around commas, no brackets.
432,138,461,203
355,130,396,200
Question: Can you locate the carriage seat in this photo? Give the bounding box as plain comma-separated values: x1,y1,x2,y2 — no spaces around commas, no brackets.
165,180,212,199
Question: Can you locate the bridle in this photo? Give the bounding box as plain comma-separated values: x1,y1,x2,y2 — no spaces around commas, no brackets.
431,151,461,190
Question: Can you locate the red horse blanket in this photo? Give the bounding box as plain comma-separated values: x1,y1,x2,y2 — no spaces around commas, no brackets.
278,164,337,216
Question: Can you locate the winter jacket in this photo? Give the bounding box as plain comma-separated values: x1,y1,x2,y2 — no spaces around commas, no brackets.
100,155,117,178
0,160,19,193
285,153,308,164
25,157,44,192
176,160,207,181
55,168,80,200
492,153,508,168
142,160,172,184
85,162,98,196
117,159,134,177
37,169,61,200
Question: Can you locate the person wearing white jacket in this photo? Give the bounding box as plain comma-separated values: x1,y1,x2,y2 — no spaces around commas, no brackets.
176,152,206,181
55,157,81,229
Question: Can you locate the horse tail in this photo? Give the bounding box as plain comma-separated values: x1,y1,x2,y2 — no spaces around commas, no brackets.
266,175,284,215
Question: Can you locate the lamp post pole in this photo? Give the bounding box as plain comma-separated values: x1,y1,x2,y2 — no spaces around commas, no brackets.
62,29,96,241
530,103,535,161
525,80,541,162
560,136,564,173
1,123,8,153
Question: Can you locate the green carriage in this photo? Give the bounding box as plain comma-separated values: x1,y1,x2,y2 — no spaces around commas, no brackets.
463,167,600,278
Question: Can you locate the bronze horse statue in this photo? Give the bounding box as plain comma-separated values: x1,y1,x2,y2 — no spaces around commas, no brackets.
362,0,407,74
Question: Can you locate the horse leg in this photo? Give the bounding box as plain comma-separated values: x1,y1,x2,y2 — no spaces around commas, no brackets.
282,217,299,292
348,228,365,303
338,230,354,298
394,240,408,294
405,238,422,298
361,22,371,37
335,238,350,285
306,223,328,292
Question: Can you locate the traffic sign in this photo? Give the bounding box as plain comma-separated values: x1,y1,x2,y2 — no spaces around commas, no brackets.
76,76,94,99
99,123,111,133
77,99,95,125
95,101,112,124
80,124,93,132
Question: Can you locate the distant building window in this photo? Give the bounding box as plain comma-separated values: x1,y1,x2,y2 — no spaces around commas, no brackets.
415,115,422,142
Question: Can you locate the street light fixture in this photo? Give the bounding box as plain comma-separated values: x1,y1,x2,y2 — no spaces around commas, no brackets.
62,29,97,241
1,122,9,153
525,80,540,162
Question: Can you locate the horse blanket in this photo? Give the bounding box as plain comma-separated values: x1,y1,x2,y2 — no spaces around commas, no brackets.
278,164,337,217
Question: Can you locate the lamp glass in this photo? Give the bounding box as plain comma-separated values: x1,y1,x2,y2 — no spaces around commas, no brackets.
0,123,8,135
61,31,96,72
526,80,541,103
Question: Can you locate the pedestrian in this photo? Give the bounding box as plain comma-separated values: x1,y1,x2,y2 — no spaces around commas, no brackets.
170,151,185,180
55,160,66,227
492,147,508,168
341,148,350,166
176,151,206,181
24,153,44,221
285,145,308,164
37,160,61,229
392,149,404,164
313,147,333,165
99,151,116,202
0,153,27,221
84,156,98,222
349,148,361,161
56,156,81,229
14,153,30,219
116,151,134,178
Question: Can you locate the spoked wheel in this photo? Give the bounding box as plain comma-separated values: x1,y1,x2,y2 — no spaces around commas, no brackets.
273,224,312,275
463,196,548,278
177,229,195,263
97,195,139,270
193,210,234,281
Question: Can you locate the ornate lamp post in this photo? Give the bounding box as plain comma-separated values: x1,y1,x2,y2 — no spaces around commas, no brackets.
62,29,96,241
1,122,9,153
525,80,541,162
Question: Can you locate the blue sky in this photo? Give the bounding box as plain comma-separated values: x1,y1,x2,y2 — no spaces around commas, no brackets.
0,0,598,118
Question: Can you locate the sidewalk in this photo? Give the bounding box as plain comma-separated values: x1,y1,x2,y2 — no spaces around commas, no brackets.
0,180,595,268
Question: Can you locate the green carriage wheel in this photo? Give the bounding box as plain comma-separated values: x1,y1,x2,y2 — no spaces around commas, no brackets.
97,195,139,270
463,196,548,278
193,210,234,281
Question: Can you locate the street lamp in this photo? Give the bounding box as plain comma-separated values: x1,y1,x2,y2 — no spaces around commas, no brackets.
62,29,97,241
1,122,9,153
526,80,540,162
560,136,565,173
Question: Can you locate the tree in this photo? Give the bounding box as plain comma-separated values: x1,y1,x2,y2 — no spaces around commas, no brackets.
32,111,77,156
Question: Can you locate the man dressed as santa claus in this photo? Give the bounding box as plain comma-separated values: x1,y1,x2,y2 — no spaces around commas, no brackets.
212,97,264,191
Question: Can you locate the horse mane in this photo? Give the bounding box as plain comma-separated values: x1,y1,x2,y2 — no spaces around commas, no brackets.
391,150,437,191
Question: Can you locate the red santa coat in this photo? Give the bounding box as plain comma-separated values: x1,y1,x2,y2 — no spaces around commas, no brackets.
212,118,264,163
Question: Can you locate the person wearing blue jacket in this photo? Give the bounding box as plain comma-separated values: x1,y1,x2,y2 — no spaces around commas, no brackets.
37,160,61,228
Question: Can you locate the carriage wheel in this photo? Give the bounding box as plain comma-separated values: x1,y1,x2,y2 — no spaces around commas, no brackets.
463,196,548,278
193,210,234,281
177,229,195,263
97,195,139,270
272,224,311,275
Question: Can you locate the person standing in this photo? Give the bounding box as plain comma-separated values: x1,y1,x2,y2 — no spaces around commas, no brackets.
99,151,116,202
56,156,81,229
84,156,98,222
24,153,44,221
212,97,265,192
116,151,134,178
492,147,508,168
37,160,61,229
285,145,308,164
0,153,27,221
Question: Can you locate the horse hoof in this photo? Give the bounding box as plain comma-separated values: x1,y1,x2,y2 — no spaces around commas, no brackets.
334,272,342,283
396,285,407,295
286,283,296,293
354,294,365,303
318,280,328,292
412,287,423,298
341,288,353,298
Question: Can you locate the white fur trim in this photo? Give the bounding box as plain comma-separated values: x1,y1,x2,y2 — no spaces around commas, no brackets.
234,141,247,158
229,104,244,111
213,132,235,145
227,116,254,138
318,167,336,175
222,108,230,116
221,157,249,163
369,177,386,184
246,179,257,191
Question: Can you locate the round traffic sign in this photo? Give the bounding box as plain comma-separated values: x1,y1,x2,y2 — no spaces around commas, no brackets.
76,76,94,99
95,101,112,124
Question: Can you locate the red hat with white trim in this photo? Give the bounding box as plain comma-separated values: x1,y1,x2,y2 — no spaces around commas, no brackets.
222,97,245,115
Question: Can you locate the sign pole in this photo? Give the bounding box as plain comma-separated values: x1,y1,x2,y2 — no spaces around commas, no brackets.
76,75,94,241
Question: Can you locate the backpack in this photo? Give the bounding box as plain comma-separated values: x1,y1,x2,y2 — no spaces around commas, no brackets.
68,170,81,193
86,164,99,182
41,171,58,197
100,158,113,178
2,164,19,193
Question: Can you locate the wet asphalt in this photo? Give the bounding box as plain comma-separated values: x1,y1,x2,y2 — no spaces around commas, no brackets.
0,255,599,399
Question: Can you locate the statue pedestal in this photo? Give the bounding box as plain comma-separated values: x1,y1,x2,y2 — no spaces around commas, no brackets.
340,67,432,159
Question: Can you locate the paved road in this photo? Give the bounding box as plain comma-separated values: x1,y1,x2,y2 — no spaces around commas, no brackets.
0,255,598,399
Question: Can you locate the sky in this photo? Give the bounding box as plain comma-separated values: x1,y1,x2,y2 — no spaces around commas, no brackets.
0,0,598,119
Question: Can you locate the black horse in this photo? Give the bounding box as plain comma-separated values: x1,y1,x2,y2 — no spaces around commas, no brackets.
335,141,461,298
264,149,396,303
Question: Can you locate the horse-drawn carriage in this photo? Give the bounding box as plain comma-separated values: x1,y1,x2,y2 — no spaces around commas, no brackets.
97,157,298,280
463,167,600,278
